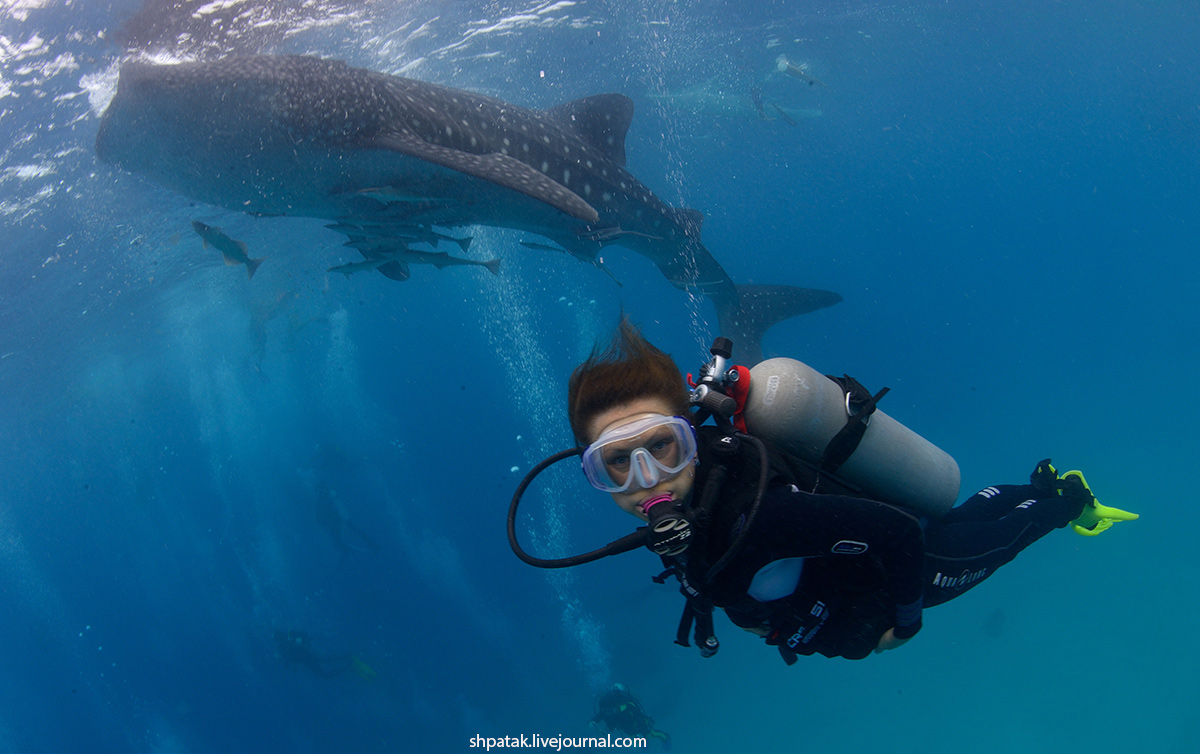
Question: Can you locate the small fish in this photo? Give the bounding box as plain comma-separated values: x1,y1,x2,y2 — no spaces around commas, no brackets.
578,225,664,243
379,247,500,276
191,220,264,279
519,241,563,253
328,258,391,278
328,221,474,254
353,185,452,204
345,239,500,276
330,251,498,280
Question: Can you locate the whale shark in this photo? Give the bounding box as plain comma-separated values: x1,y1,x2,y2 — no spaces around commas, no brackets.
95,55,840,361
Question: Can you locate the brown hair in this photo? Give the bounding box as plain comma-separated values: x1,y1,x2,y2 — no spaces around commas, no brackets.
567,318,690,445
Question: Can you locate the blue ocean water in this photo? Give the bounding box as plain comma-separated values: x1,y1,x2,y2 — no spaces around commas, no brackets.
1,1,1197,752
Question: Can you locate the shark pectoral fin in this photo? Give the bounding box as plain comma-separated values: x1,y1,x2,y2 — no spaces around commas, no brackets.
366,132,599,223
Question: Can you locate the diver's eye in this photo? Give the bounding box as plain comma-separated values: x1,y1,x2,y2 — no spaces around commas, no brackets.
648,436,675,459
605,452,631,471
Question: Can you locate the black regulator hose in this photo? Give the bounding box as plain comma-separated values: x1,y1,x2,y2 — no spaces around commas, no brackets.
507,447,649,568
704,432,770,585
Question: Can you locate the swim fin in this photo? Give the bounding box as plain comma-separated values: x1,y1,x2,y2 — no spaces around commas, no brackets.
1030,458,1061,495
651,730,672,751
1060,470,1140,536
350,655,378,681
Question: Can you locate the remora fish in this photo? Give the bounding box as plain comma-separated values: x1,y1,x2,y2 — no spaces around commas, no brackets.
328,257,392,278
348,240,501,276
330,240,500,279
327,221,474,253
191,220,265,279
97,55,841,360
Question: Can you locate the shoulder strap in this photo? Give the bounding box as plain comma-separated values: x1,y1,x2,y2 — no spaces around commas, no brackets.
812,374,889,493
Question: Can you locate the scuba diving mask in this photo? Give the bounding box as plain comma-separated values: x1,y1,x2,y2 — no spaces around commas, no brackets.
581,414,698,493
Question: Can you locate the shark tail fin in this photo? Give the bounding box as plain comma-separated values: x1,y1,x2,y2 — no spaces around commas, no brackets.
482,258,502,276
455,236,473,253
246,257,265,280
715,284,842,365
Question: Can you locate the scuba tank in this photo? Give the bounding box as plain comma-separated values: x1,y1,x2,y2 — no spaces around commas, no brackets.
742,357,959,517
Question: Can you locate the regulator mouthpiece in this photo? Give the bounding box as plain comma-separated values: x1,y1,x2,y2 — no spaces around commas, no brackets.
641,494,693,557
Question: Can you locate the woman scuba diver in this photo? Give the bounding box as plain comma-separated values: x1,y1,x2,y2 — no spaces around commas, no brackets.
508,319,1138,663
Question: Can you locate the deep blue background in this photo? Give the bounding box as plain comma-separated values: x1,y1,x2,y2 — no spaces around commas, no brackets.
0,1,1197,752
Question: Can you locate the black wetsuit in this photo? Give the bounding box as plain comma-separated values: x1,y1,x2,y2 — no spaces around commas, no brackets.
676,427,1085,661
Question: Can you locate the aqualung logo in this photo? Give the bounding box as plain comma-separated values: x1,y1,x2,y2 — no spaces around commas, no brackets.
831,540,868,555
932,568,988,589
785,601,829,648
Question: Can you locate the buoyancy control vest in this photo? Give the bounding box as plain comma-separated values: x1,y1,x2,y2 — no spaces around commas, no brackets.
664,351,959,661
663,425,904,662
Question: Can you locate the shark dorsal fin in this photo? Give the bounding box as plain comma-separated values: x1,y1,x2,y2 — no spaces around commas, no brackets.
545,93,634,167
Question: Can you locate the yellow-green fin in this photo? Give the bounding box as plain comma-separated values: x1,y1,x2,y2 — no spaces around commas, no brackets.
1063,470,1140,536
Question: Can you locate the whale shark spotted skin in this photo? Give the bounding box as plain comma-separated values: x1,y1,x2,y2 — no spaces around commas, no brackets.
95,55,840,360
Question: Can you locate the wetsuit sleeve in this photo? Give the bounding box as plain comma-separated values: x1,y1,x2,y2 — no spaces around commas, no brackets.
752,486,927,639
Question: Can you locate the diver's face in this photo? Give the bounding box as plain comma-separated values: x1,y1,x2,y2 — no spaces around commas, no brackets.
586,397,696,520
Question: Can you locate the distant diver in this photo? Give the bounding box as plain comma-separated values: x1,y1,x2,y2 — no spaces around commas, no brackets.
589,684,671,750
273,629,376,680
191,220,264,279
